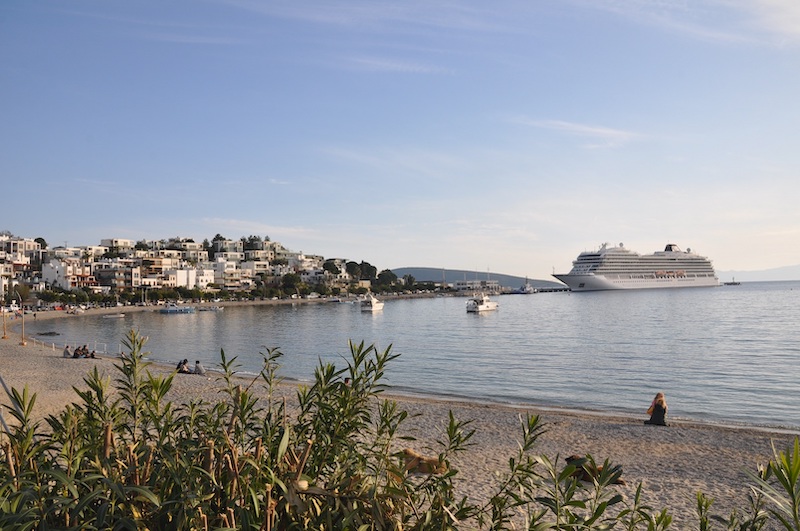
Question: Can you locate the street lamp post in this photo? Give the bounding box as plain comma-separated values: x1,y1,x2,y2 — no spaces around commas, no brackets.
2,306,8,339
16,290,26,346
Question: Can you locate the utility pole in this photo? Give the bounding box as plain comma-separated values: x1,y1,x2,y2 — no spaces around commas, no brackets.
16,289,26,346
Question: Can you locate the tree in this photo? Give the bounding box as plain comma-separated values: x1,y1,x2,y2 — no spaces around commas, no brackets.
346,261,361,279
360,261,377,281
323,260,340,275
13,284,31,304
242,235,263,250
281,273,302,292
377,269,397,286
34,237,48,249
403,274,416,287
135,240,149,251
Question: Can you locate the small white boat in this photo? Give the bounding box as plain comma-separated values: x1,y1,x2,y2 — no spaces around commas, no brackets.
198,306,224,311
466,293,498,313
159,303,196,314
359,293,384,312
102,313,126,319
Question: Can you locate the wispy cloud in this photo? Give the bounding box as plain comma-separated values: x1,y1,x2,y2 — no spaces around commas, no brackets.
322,145,466,180
199,218,317,238
746,0,800,40
571,0,800,44
47,6,245,46
216,0,504,33
140,33,243,45
346,56,452,74
512,117,640,148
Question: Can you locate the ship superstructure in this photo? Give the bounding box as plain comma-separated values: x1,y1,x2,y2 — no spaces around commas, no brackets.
553,243,719,291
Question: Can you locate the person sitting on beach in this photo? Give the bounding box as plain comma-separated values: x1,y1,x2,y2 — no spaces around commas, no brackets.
194,360,206,376
177,359,191,374
63,345,71,358
72,347,82,359
644,392,669,426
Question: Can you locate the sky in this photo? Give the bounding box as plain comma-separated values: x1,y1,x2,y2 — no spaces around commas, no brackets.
2,1,800,280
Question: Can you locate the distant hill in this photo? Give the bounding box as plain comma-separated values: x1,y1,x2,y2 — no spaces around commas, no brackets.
395,265,800,287
391,267,564,289
717,264,800,283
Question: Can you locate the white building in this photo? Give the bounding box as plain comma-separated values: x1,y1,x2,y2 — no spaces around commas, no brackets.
41,258,99,291
100,238,135,254
454,279,501,294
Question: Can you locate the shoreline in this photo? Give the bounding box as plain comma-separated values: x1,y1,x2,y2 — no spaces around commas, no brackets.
2,337,800,526
9,300,800,435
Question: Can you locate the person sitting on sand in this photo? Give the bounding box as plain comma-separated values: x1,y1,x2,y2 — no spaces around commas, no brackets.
644,392,669,426
177,359,191,374
194,360,206,376
63,345,71,358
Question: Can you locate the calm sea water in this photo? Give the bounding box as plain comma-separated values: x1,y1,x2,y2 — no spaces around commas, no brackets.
26,281,800,431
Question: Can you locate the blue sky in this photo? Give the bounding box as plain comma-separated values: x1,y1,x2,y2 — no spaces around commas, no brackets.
2,1,799,280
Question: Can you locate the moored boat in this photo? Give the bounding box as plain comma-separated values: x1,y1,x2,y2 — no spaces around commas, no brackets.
159,303,196,314
359,293,384,312
466,293,499,312
511,278,538,294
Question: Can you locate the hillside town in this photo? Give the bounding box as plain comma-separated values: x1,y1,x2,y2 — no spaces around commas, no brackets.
1,232,501,308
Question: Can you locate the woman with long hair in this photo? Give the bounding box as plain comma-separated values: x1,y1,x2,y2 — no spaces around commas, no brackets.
644,392,668,426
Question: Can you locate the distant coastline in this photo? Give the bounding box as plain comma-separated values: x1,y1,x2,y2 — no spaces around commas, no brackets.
716,265,800,282
391,267,563,289
394,266,800,286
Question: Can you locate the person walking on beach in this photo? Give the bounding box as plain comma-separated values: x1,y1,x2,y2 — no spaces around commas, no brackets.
644,392,669,426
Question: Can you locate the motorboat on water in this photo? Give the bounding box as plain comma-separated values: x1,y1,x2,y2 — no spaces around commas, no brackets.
553,242,719,291
511,278,538,294
159,303,196,314
198,305,225,311
466,293,498,312
359,293,384,312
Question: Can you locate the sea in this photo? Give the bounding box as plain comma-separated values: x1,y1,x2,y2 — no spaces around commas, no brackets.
25,281,800,432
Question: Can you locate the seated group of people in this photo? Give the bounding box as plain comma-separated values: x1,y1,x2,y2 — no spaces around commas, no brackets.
177,359,206,375
64,345,97,359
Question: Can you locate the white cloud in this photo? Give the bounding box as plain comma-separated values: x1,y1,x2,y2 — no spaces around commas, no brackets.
346,56,452,74
569,0,800,44
513,117,640,148
747,0,800,40
217,0,504,32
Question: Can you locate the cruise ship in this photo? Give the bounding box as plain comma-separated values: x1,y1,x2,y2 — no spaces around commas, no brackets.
553,243,719,291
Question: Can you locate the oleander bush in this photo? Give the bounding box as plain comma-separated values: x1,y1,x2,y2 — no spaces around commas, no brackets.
0,329,799,530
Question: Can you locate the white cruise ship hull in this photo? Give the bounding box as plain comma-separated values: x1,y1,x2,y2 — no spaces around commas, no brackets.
553,242,719,292
553,273,719,291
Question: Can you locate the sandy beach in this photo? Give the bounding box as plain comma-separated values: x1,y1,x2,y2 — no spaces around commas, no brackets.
2,306,799,528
